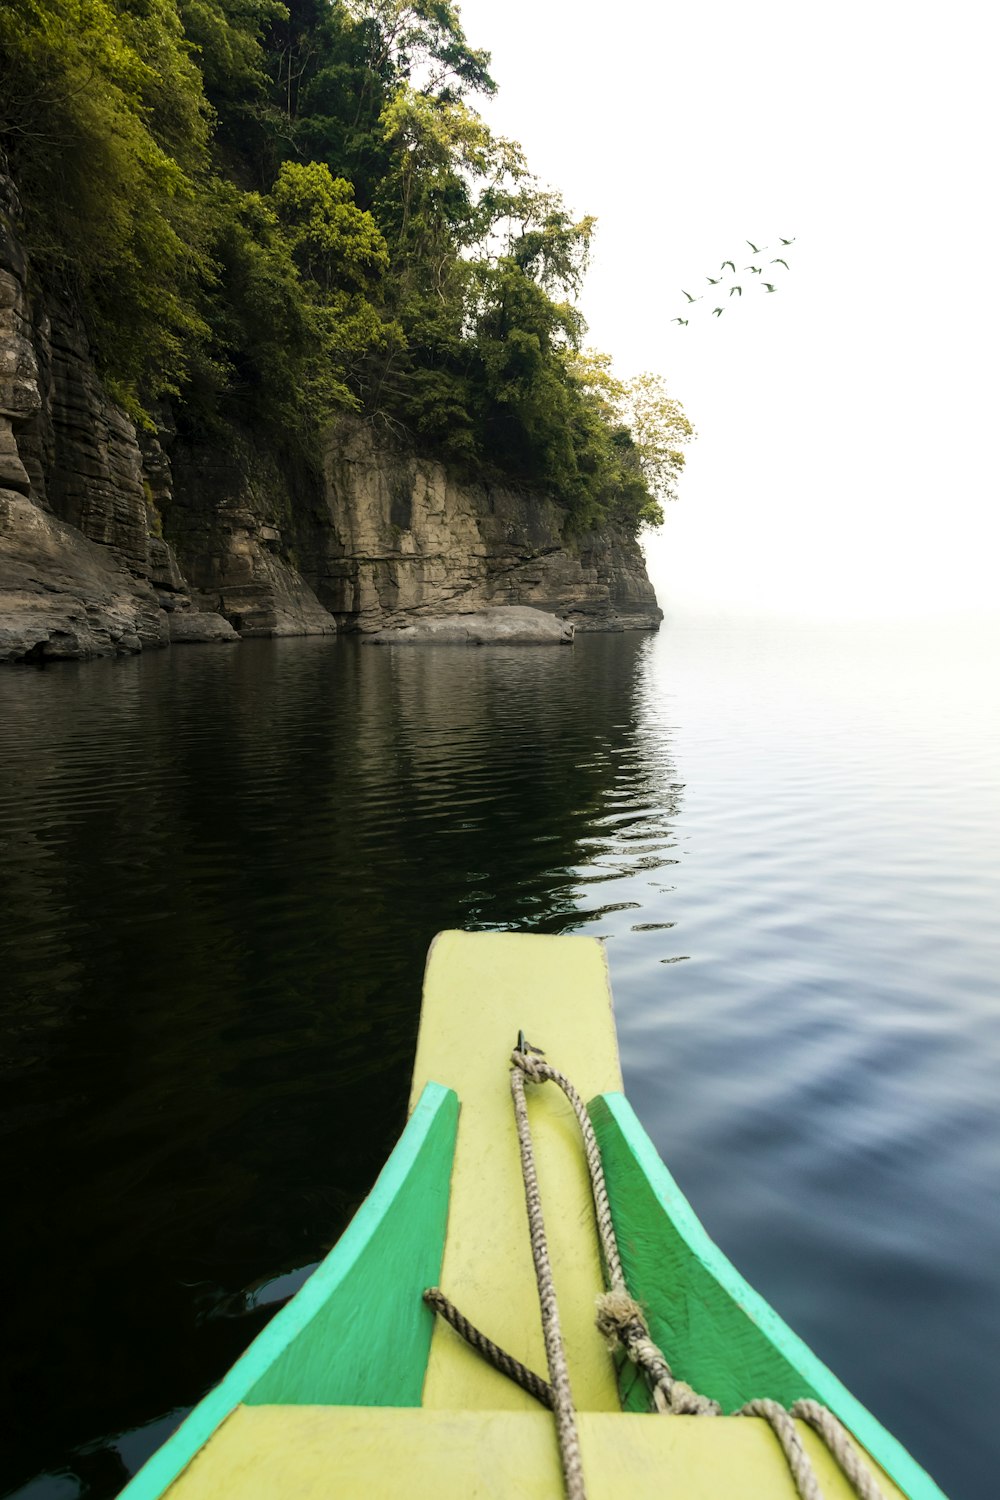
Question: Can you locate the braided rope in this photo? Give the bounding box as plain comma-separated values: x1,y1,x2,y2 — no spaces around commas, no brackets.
512,1046,721,1418
594,1288,721,1415
739,1399,825,1500
423,1037,889,1500
510,1059,588,1499
790,1401,888,1500
511,1049,624,1287
422,1286,554,1408
511,1041,889,1500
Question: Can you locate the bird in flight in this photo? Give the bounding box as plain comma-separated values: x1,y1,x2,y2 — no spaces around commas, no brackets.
675,236,794,325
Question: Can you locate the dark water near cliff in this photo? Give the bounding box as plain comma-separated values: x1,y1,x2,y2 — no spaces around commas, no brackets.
1,620,997,1500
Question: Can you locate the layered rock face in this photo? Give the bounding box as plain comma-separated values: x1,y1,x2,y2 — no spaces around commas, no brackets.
0,172,172,659
0,160,660,663
364,606,576,645
164,434,336,639
0,164,331,660
308,423,661,634
0,490,173,661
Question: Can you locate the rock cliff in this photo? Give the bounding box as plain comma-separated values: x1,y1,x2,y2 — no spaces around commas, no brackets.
305,423,661,634
0,161,660,663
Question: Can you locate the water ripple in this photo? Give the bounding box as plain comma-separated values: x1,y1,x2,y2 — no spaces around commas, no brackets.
0,621,998,1498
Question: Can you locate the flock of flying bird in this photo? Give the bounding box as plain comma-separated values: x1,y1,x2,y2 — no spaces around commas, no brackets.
671,238,795,325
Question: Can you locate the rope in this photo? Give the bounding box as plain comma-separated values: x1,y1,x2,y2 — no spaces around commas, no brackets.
423,1035,889,1500
421,1286,554,1409
790,1400,889,1500
510,1056,588,1500
511,1042,889,1498
512,1045,721,1418
594,1288,721,1416
739,1399,824,1500
511,1047,624,1287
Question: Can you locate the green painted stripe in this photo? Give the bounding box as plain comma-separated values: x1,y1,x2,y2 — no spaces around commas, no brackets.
590,1092,948,1500
118,1082,459,1500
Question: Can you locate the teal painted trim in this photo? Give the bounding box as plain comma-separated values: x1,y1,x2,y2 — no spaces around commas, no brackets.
118,1082,459,1500
590,1092,948,1500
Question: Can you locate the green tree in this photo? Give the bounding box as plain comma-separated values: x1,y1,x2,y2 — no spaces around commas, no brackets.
178,0,286,154
190,167,397,439
0,0,213,416
270,160,388,292
0,0,690,525
567,352,695,527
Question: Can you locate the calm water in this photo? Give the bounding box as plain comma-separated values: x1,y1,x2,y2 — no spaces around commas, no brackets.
1,619,997,1499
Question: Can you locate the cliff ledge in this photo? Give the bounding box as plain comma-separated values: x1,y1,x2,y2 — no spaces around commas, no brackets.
0,167,661,663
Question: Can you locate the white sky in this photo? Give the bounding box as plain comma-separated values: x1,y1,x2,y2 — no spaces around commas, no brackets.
456,0,999,621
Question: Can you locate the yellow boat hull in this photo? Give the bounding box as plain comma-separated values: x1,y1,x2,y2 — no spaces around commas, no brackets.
120,931,943,1499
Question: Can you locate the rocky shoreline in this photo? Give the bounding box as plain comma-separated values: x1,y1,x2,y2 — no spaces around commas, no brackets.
1,160,661,666
362,606,575,646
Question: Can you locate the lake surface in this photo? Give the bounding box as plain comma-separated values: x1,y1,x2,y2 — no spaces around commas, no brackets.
1,617,997,1500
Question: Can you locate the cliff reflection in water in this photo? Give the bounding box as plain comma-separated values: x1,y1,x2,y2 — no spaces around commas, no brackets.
0,633,682,1496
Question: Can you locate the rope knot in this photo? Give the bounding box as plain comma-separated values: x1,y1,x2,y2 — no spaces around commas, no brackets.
511,1047,548,1083
595,1290,722,1416
594,1288,650,1349
427,1035,887,1499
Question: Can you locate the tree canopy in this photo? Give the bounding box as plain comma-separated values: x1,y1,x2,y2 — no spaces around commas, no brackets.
0,0,691,530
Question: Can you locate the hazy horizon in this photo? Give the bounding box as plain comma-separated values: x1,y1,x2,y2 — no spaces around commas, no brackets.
457,0,999,625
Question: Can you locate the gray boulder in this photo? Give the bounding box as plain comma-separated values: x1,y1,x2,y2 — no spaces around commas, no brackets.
0,489,170,662
168,610,240,644
363,606,574,646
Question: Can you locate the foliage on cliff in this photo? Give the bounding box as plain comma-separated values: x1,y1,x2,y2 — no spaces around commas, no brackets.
0,0,690,530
